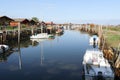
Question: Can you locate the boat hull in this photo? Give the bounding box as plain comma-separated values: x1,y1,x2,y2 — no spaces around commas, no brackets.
83,49,114,80
0,45,9,54
30,33,49,39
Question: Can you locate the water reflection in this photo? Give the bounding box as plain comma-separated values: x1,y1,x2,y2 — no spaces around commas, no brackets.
18,33,22,70
40,42,44,65
30,38,46,65
0,30,118,80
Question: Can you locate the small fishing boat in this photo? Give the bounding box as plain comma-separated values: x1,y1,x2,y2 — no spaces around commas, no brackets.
0,45,9,54
30,33,50,39
89,35,99,45
56,27,64,34
48,34,55,39
83,49,114,80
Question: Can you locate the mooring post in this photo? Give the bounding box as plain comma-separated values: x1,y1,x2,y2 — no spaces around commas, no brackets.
31,26,34,35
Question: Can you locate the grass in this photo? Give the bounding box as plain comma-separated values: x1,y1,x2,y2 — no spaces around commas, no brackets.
103,26,120,48
109,27,120,32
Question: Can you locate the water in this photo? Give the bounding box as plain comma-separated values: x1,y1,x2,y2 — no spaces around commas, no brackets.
0,30,99,80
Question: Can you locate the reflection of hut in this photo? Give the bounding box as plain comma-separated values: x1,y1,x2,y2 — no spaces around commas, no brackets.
0,16,14,26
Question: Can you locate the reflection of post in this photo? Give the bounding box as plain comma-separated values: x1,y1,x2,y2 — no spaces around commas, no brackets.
18,41,22,70
50,40,53,48
18,22,22,69
57,36,59,43
31,40,34,46
40,42,44,65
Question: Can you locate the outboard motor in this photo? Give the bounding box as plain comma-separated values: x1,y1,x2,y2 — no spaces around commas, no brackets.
93,43,96,48
93,37,96,43
97,71,105,80
93,38,96,48
1,46,5,53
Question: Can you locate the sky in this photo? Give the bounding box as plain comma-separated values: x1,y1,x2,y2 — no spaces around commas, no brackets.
0,0,120,24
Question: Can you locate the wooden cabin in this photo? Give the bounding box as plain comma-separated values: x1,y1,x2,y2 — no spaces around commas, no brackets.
0,16,14,26
30,20,37,25
45,21,54,26
10,18,30,27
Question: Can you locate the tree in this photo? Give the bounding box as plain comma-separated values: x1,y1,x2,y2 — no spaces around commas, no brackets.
32,17,39,22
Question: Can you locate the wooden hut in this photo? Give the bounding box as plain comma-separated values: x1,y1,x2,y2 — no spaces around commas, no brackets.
29,20,37,26
0,16,14,26
10,18,30,27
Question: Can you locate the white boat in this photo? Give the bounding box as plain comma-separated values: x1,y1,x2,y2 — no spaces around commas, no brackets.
56,27,64,34
83,49,114,80
89,35,99,45
0,45,9,54
30,33,50,39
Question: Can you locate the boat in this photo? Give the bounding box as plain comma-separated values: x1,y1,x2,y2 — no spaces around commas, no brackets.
0,45,9,54
56,27,64,34
30,33,50,39
89,35,99,45
48,34,55,39
83,49,114,80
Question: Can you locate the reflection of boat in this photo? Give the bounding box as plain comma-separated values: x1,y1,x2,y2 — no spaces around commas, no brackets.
30,38,47,43
83,49,114,80
30,33,50,39
0,45,9,54
89,35,99,45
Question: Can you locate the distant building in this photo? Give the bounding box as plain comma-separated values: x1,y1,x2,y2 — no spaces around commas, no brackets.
45,21,54,26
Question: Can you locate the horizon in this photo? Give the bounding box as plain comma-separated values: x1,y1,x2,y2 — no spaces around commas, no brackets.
0,0,120,25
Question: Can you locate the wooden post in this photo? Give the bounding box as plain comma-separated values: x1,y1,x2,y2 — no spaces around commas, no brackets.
18,22,20,44
3,31,6,42
41,23,43,33
0,35,2,42
31,26,34,35
115,43,120,68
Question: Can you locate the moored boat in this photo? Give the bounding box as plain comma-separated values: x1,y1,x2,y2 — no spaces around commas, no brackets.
0,45,9,54
56,27,64,34
83,49,114,80
89,35,99,45
30,33,50,39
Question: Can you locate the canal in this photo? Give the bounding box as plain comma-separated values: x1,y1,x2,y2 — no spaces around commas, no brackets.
0,30,99,80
